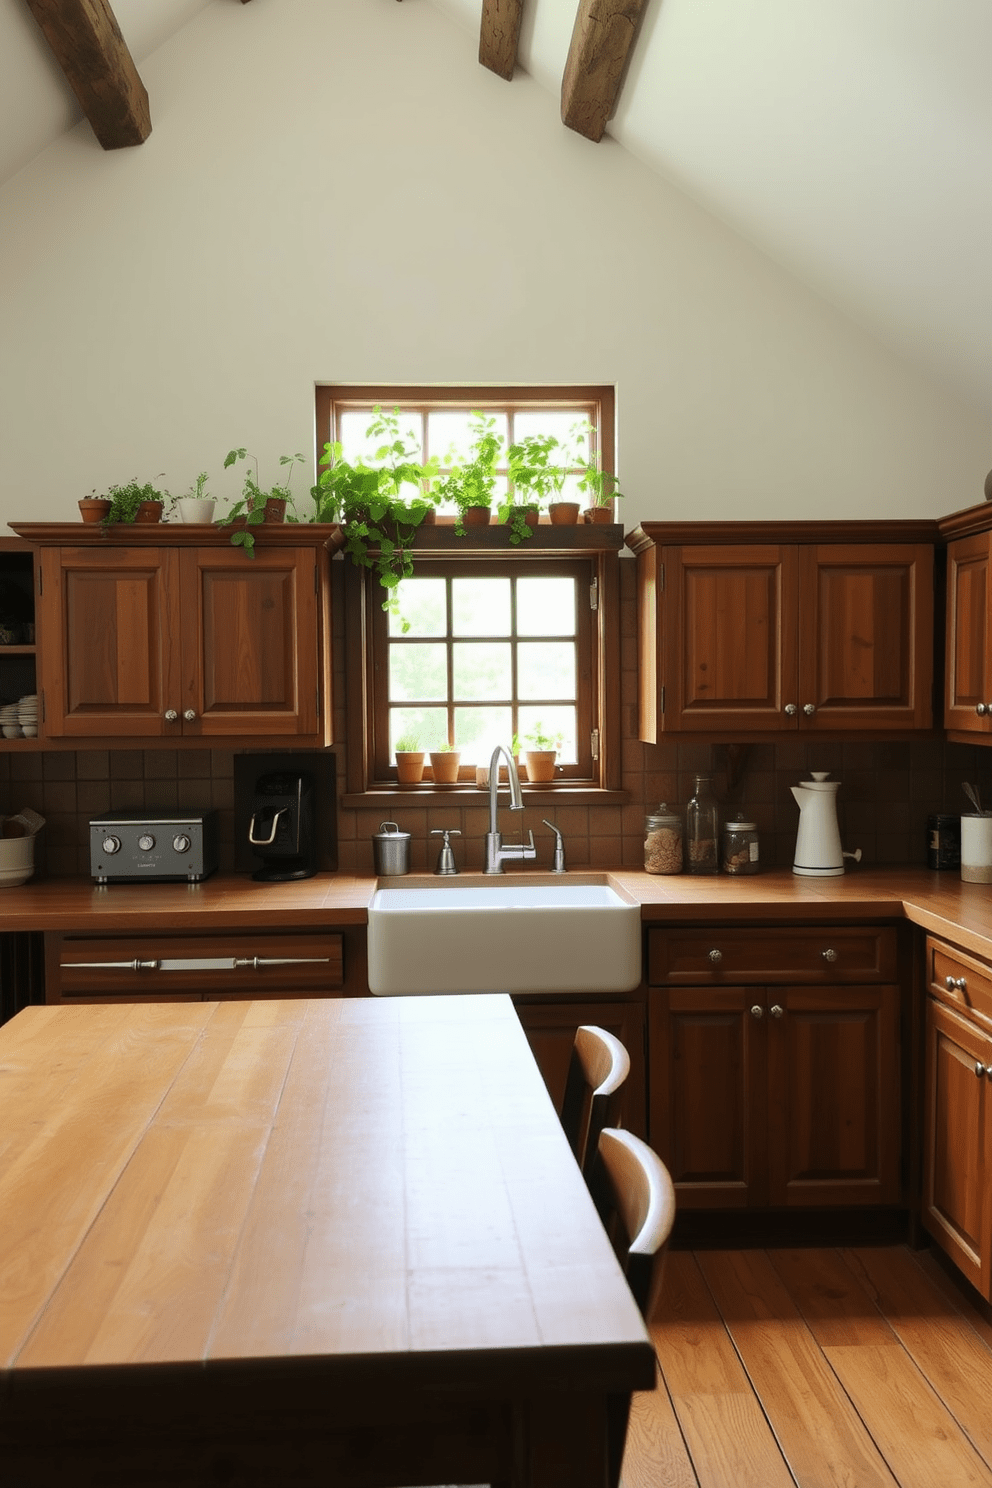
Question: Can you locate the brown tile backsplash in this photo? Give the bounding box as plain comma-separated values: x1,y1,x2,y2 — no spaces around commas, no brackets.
3,560,989,879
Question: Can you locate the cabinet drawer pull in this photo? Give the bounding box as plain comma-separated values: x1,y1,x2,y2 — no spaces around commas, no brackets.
183,709,197,722
61,959,160,972
822,948,838,963
232,956,333,970
803,703,816,716
978,704,988,716
750,1004,763,1019
770,1004,784,1018
977,1063,988,1079
944,974,968,992
784,703,797,716
164,709,178,722
708,948,723,964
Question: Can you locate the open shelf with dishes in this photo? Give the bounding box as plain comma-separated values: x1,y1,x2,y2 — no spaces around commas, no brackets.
0,541,37,741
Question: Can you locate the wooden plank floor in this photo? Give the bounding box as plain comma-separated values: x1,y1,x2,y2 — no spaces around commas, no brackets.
621,1246,992,1488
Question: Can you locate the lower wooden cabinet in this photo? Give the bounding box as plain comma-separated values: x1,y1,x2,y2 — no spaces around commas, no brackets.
46,931,345,1003
922,937,992,1300
647,925,903,1209
512,997,646,1138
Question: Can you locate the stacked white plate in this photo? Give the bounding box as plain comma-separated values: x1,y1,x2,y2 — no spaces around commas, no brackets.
17,693,38,738
0,701,21,738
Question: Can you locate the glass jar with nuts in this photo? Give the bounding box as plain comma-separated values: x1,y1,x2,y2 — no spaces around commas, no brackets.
644,804,683,875
723,817,760,875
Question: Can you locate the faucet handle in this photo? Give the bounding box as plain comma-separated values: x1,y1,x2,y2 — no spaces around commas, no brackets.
431,828,461,876
542,819,566,874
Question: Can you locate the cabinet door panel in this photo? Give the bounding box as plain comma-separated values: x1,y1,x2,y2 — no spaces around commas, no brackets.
801,544,933,730
945,533,992,735
662,545,798,733
766,985,901,1206
923,998,992,1296
650,988,764,1208
39,548,180,737
182,548,318,737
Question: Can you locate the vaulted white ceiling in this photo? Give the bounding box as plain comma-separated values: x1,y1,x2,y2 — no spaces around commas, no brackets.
3,0,991,420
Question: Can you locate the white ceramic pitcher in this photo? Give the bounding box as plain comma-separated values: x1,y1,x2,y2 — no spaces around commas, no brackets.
791,771,861,877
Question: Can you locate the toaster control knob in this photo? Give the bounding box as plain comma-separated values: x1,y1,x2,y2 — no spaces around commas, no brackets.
101,835,121,855
173,834,191,854
137,833,156,852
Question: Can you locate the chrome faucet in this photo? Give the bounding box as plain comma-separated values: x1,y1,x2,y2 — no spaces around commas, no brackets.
484,745,537,874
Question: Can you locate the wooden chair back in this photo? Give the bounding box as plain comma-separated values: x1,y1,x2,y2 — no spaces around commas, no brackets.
559,1024,631,1178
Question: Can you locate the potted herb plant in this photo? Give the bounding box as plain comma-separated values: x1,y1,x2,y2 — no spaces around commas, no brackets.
394,728,425,784
441,412,504,535
310,407,438,614
522,721,563,782
171,471,216,525
222,449,306,555
100,477,171,526
429,742,462,784
575,443,624,524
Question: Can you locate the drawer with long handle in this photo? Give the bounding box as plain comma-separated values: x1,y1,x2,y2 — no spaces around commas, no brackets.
926,936,992,1033
647,924,898,985
49,932,344,1001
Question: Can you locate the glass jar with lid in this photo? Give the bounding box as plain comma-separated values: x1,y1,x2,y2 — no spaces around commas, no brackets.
723,817,759,875
686,774,719,874
644,803,682,874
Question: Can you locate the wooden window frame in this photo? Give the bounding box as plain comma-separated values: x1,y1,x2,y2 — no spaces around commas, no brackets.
322,384,623,803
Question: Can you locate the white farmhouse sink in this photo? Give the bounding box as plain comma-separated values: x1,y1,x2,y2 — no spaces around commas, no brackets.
367,873,641,995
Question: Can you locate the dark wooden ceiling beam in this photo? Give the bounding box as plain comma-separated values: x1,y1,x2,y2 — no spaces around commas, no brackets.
23,0,151,150
480,0,525,81
561,0,647,142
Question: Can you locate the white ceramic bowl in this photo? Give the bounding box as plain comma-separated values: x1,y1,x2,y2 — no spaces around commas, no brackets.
0,834,34,886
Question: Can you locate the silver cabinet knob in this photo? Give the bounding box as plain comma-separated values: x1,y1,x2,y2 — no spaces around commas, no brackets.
822,948,838,963
977,704,987,716
770,1004,784,1018
750,1004,763,1019
803,703,816,716
164,709,178,722
976,1063,987,1079
708,948,723,964
183,709,197,722
946,975,956,990
945,975,967,992
784,703,797,716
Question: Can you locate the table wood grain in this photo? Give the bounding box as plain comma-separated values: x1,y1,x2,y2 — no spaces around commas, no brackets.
0,995,653,1487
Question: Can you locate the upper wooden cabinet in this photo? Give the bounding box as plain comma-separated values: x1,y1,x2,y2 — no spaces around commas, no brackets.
627,521,936,739
939,506,992,741
12,525,342,746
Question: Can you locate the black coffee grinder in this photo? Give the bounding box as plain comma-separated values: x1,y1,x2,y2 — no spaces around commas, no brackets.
247,770,317,881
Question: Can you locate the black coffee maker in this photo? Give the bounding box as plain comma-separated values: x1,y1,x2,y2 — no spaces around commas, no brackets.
247,770,317,881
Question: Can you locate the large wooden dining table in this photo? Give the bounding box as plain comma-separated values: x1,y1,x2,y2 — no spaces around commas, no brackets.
0,994,654,1487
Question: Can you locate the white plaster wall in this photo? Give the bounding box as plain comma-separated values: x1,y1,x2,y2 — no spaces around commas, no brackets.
0,0,986,530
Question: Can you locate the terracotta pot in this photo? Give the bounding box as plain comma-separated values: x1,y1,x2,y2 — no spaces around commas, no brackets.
548,502,580,526
395,751,425,784
420,508,437,526
582,506,613,525
523,749,557,783
430,750,461,784
461,505,491,527
78,498,111,524
134,501,164,524
261,497,287,524
505,506,539,529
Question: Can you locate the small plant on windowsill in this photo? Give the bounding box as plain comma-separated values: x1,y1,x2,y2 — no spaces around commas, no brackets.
436,412,504,536
522,722,564,783
394,728,425,785
310,406,439,622
575,438,625,524
222,450,306,556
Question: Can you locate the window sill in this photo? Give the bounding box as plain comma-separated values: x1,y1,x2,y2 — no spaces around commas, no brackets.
342,786,630,809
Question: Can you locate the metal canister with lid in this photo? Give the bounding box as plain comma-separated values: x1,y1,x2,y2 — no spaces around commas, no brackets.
723,817,760,875
644,804,683,874
372,821,411,876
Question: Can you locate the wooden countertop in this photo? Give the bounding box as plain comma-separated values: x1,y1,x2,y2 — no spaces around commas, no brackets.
2,866,992,960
